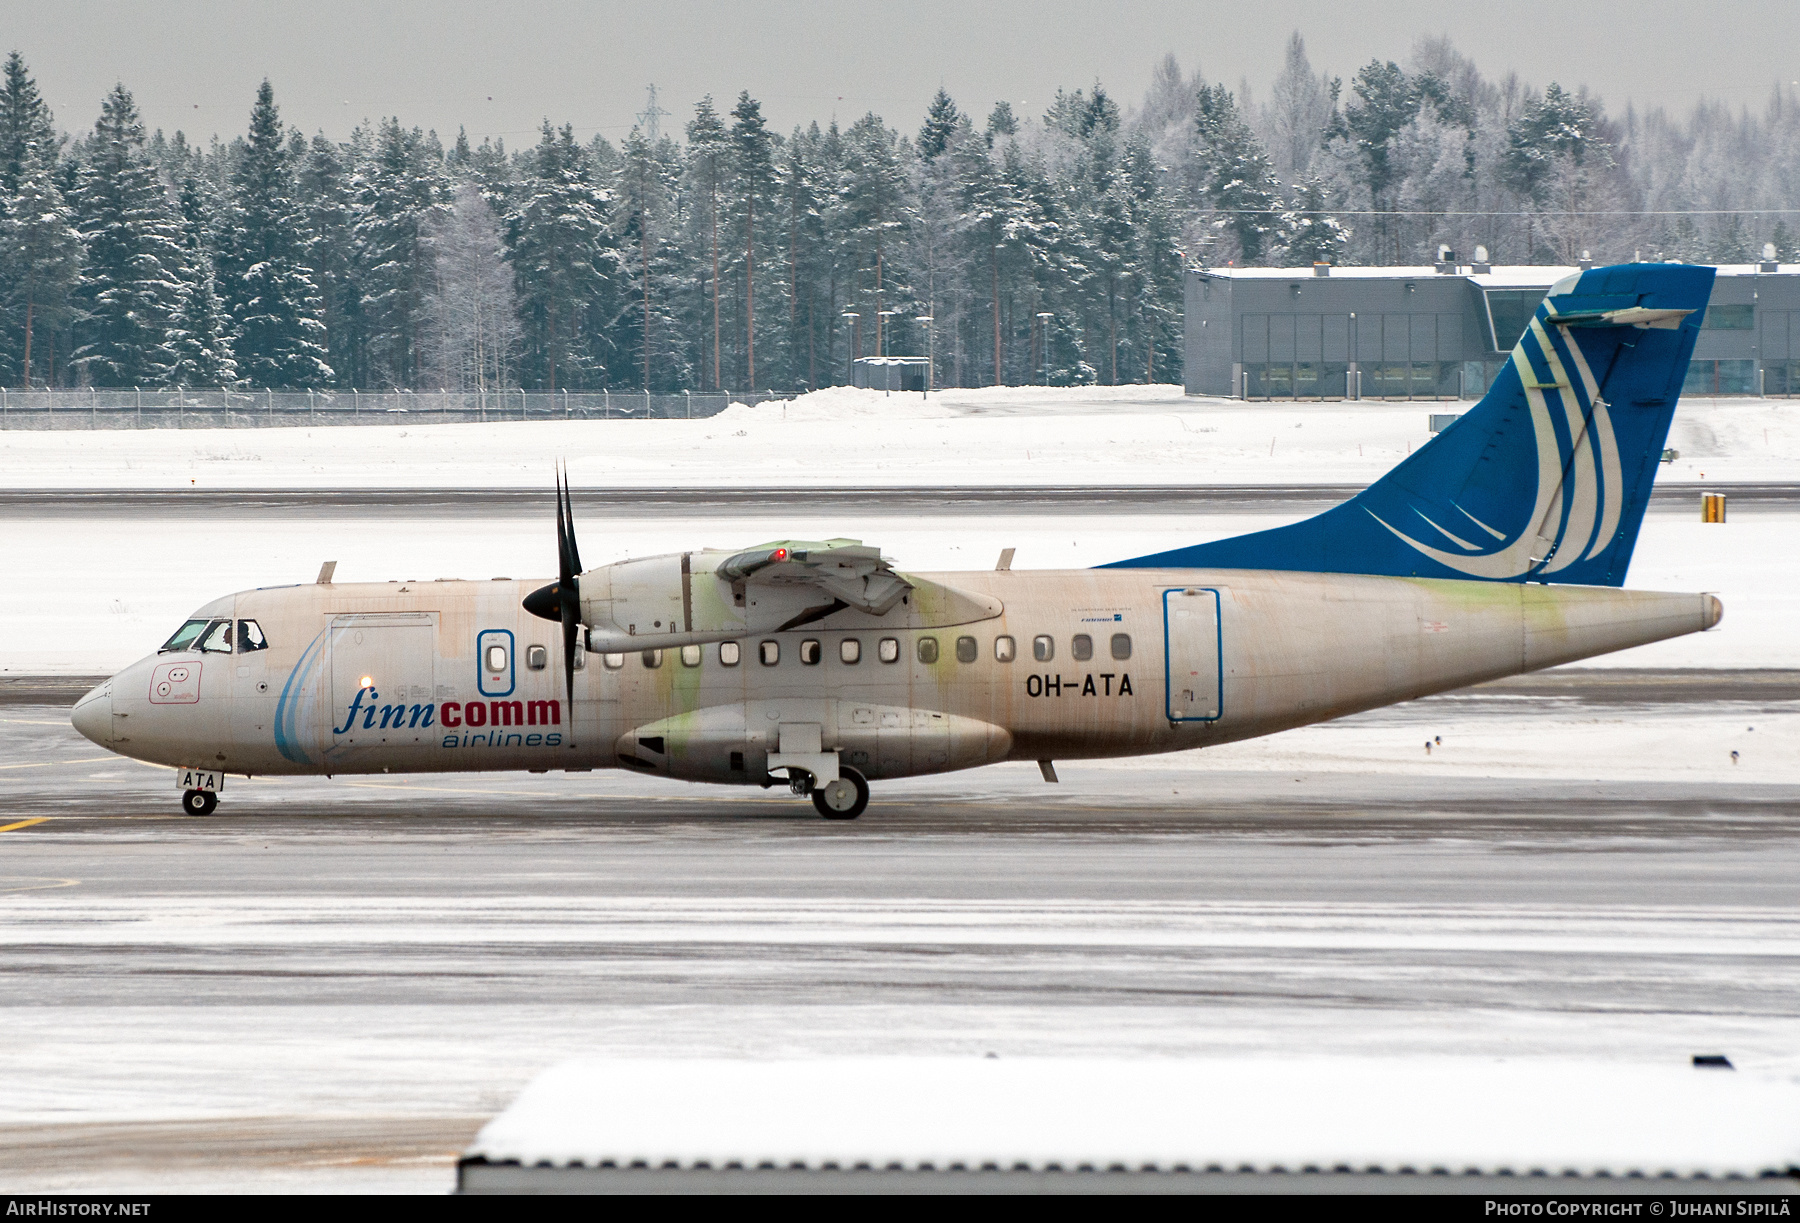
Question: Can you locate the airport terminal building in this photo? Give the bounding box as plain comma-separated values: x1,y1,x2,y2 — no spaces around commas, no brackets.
1183,260,1800,400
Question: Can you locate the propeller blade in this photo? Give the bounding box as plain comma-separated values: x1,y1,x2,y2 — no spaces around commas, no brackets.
523,465,584,747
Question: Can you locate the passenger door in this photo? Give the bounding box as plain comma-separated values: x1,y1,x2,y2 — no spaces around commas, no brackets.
1163,588,1222,722
326,613,440,765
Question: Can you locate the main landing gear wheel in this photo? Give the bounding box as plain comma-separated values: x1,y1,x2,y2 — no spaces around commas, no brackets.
181,789,218,817
811,767,869,821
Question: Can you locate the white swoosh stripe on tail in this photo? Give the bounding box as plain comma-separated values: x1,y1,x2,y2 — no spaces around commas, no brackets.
1558,329,1625,560
1530,319,1598,574
1367,325,1564,579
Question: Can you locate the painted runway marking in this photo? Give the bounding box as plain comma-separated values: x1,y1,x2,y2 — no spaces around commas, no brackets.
0,756,114,771
0,876,79,892
0,718,82,727
0,817,49,833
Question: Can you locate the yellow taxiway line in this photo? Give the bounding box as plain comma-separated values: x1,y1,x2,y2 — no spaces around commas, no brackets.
0,818,50,833
0,756,115,771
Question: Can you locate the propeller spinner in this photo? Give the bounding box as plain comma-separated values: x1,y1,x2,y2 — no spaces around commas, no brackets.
522,466,583,745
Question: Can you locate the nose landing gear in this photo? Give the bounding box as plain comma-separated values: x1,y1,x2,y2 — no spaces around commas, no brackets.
811,766,869,820
181,789,219,817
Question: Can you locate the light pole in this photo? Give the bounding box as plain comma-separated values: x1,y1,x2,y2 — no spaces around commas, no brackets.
916,315,934,398
876,309,897,358
1036,312,1053,387
841,311,860,385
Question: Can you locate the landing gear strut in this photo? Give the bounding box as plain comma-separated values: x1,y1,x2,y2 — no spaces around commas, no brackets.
181,789,218,817
811,766,870,821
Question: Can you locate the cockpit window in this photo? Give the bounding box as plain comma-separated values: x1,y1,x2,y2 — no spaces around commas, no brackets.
160,619,212,653
199,620,234,653
237,620,268,652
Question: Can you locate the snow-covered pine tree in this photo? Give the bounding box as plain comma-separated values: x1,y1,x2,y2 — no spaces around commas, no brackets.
69,84,188,387
298,133,360,386
728,92,777,389
684,97,728,389
1277,177,1350,266
500,122,617,390
918,89,962,162
1191,83,1283,264
218,81,333,388
1,140,81,387
0,52,58,196
350,119,451,389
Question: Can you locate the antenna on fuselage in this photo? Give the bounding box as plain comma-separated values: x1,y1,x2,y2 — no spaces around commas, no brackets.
316,560,337,585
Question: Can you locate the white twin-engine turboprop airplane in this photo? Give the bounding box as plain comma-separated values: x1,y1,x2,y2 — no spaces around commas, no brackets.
74,263,1722,819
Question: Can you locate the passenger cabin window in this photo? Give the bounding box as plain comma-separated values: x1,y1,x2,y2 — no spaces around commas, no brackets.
760,641,780,666
800,639,822,665
956,636,978,664
1032,635,1054,662
1111,633,1132,661
485,643,509,672
1072,634,1093,661
159,619,212,653
602,653,626,670
878,638,900,664
526,645,548,671
994,636,1016,663
641,649,663,669
680,644,702,667
200,620,234,653
917,637,939,664
237,620,268,652
720,641,741,666
840,639,861,664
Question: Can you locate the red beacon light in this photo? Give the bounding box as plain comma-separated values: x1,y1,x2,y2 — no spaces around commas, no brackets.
772,548,788,561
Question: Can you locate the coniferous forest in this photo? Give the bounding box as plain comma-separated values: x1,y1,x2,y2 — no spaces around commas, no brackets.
3,36,1799,392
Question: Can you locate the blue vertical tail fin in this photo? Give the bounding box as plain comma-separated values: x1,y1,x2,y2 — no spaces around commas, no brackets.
1108,262,1715,586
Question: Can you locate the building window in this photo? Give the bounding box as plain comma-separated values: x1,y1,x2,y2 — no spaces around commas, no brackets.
719,641,740,666
1484,289,1547,350
1703,304,1755,330
680,644,702,667
760,641,780,666
1033,635,1054,662
917,637,939,664
1683,359,1757,396
1072,634,1093,661
800,639,822,665
994,636,1016,662
1111,633,1132,661
840,639,861,664
878,637,900,663
955,636,978,663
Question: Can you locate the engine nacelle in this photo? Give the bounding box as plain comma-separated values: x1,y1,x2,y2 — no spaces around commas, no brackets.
615,699,1013,784
579,539,1000,653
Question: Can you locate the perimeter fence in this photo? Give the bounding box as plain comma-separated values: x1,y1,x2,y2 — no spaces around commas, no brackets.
0,388,794,430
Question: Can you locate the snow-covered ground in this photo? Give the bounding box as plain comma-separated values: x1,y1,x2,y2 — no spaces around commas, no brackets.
0,385,1794,489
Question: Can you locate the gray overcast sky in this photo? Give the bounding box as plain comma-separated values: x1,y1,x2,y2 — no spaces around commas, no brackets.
10,1,1798,145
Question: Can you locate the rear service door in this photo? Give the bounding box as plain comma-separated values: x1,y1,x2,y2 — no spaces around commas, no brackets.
327,613,439,763
1163,588,1222,722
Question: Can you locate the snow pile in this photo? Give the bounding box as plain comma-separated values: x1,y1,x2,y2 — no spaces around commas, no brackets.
466,1056,1800,1177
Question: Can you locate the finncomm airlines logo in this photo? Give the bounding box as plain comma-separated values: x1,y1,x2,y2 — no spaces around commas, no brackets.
333,685,564,749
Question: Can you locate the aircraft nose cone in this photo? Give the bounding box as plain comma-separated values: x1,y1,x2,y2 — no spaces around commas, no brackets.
70,683,113,746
